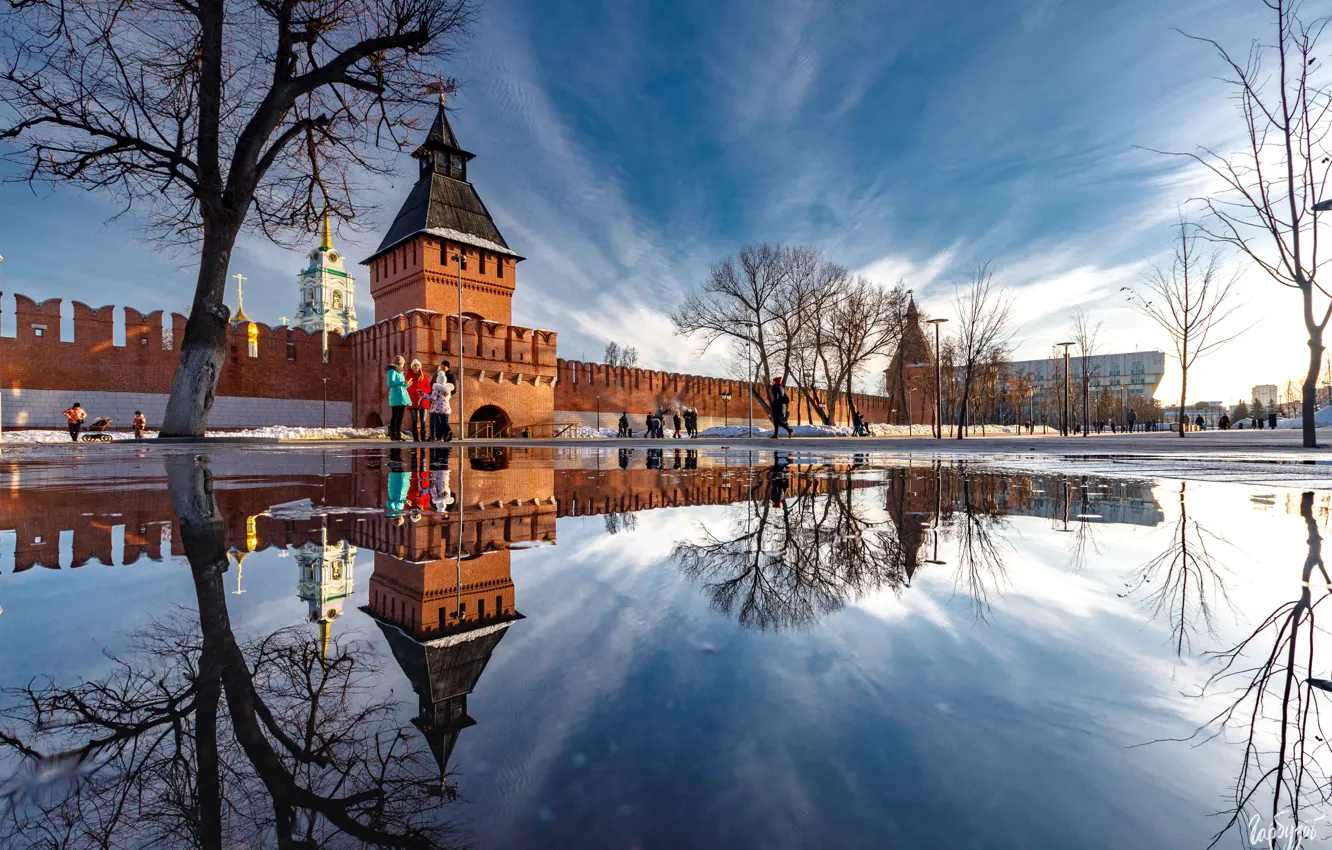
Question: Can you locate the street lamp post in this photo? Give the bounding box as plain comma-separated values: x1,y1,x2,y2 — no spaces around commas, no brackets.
1056,342,1075,437
925,319,948,439
721,391,732,427
596,395,601,433
321,377,328,428
452,251,466,439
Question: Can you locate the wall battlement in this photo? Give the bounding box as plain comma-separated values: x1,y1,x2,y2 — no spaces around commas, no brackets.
553,358,891,425
1,292,350,402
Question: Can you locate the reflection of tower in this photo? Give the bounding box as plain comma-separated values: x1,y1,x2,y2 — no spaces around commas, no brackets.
295,522,357,656
229,515,260,594
362,510,524,792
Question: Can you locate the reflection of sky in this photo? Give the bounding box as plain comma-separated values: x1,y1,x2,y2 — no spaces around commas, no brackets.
0,471,1323,848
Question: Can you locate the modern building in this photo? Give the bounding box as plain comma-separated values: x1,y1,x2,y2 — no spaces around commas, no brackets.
1011,350,1167,401
292,216,358,337
1253,384,1279,409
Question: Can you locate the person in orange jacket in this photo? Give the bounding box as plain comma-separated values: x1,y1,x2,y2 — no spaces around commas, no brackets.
132,411,147,439
63,403,87,442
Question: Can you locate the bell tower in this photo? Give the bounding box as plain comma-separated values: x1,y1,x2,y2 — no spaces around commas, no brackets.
294,215,358,336
362,96,524,323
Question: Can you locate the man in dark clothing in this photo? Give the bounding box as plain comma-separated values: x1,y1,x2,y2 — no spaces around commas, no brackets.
618,412,630,438
770,377,795,438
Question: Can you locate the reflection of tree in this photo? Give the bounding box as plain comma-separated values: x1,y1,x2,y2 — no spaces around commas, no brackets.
1122,481,1236,656
603,511,638,535
0,456,460,849
1187,491,1328,849
673,457,911,631
946,473,1011,620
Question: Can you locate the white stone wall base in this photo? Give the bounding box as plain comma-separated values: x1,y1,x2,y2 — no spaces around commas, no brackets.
1,388,351,430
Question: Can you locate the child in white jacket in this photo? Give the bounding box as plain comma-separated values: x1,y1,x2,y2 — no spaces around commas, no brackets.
430,370,454,441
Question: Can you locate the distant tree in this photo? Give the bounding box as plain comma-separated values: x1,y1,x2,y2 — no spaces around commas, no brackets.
1171,1,1327,447
1068,307,1103,436
1233,400,1250,420
604,341,621,367
1094,386,1117,423
951,262,1015,439
1252,399,1266,422
0,0,478,436
1124,217,1242,438
621,346,639,370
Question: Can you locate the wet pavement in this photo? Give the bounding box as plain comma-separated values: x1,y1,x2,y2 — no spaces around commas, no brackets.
0,445,1328,848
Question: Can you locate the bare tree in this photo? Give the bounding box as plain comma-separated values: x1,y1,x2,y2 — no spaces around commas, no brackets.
673,244,835,431
603,340,622,367
822,277,909,427
1168,1,1326,447
1124,218,1243,438
1067,307,1103,436
0,0,477,436
621,345,639,370
950,262,1015,439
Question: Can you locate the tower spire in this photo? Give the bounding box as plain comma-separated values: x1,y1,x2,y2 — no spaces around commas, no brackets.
319,213,333,252
230,272,252,326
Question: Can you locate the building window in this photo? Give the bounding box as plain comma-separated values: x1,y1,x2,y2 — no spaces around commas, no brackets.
479,252,486,275
477,597,486,618
496,258,504,279
496,594,503,614
458,601,466,619
440,241,448,265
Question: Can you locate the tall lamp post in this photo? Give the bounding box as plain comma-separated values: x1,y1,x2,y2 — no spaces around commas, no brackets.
721,391,732,427
1056,341,1075,437
925,318,948,439
747,329,755,438
451,250,466,439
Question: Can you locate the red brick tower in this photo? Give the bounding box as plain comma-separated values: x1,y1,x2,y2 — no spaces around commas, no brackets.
362,97,522,323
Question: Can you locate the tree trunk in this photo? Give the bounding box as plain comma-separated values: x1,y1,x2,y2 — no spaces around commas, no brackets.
956,379,971,440
1304,330,1323,448
1178,368,1187,439
161,224,237,437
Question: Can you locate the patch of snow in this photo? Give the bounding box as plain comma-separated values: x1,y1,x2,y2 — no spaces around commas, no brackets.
694,423,1021,438
0,429,159,443
421,227,520,257
563,426,619,438
1276,406,1332,429
229,425,387,441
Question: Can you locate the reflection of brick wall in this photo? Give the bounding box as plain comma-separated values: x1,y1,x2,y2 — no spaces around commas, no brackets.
0,293,351,411
553,359,892,426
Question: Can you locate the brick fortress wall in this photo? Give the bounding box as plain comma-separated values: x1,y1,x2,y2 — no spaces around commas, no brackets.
349,309,557,432
0,293,352,429
553,359,892,431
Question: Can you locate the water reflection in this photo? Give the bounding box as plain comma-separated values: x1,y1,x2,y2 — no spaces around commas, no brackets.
0,455,462,849
5,447,1307,849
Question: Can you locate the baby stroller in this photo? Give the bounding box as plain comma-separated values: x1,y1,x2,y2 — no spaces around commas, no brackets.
81,417,115,442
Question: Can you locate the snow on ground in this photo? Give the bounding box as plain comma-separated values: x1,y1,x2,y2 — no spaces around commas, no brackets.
696,423,1020,438
231,426,387,440
564,426,619,438
0,425,385,443
1276,406,1332,429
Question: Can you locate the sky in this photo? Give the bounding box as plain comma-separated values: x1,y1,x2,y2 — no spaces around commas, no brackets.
0,0,1316,405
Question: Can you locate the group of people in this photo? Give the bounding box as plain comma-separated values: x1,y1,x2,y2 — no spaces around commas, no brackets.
61,403,148,441
385,356,456,442
618,407,703,438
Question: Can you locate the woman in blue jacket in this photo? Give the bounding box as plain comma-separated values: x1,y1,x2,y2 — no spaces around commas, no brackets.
386,356,411,440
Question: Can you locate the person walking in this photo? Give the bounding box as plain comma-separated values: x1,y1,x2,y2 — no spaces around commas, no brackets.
132,410,147,440
672,410,682,439
1127,408,1136,433
769,377,794,438
405,359,431,441
618,412,630,438
386,357,410,441
63,402,86,442
1195,413,1205,431
430,367,454,442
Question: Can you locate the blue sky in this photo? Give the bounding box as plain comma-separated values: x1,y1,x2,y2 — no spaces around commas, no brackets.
0,0,1302,403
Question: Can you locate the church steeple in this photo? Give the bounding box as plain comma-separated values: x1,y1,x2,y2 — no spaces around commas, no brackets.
412,95,475,182
319,213,333,252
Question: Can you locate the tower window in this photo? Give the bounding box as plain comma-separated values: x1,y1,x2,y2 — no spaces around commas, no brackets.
440,240,447,265
479,252,486,275
496,258,504,279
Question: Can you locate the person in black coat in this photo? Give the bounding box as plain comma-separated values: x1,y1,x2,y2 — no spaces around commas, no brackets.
769,377,795,438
